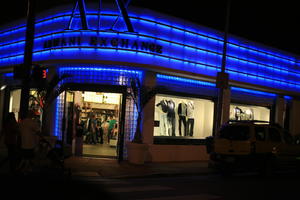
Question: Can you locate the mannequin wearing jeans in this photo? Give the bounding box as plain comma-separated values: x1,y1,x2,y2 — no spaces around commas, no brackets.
178,101,187,136
167,100,176,136
187,101,195,136
156,99,169,136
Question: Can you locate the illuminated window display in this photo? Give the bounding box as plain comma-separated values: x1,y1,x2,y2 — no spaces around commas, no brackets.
9,89,42,121
9,89,21,120
230,104,270,122
154,94,214,139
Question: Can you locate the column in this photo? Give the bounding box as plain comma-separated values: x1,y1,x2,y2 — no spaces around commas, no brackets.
275,96,285,127
220,87,231,126
141,71,156,145
289,99,300,136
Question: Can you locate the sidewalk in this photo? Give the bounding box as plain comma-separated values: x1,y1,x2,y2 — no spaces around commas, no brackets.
64,156,214,179
1,146,214,178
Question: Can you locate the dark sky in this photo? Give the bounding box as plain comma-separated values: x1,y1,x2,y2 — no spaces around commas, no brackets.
1,0,300,55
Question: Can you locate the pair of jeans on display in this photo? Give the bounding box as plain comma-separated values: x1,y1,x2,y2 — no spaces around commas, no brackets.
179,117,194,136
160,113,168,136
187,118,194,136
178,116,187,136
160,113,176,136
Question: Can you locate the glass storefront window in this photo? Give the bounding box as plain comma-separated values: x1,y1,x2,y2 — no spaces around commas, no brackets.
9,89,43,121
9,89,21,120
230,104,270,122
154,94,214,139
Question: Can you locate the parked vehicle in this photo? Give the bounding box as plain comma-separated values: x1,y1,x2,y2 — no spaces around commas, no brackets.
206,120,300,175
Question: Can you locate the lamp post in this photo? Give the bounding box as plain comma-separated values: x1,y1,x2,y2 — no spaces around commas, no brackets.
19,0,36,120
215,0,231,133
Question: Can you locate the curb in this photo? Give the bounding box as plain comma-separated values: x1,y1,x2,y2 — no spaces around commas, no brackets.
70,169,216,179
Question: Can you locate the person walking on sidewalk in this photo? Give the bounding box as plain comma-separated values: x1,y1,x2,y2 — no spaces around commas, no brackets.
0,112,21,173
18,110,40,173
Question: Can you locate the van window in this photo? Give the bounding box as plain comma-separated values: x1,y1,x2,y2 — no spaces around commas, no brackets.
255,127,266,141
268,128,281,142
219,125,250,140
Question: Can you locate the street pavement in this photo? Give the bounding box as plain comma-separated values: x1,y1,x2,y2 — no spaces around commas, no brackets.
64,156,213,179
1,148,216,200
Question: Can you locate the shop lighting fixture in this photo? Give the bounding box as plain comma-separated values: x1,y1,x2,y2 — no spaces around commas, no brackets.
0,85,6,90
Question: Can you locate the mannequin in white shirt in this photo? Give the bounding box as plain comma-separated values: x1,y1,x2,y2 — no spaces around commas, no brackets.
186,101,195,136
156,99,169,136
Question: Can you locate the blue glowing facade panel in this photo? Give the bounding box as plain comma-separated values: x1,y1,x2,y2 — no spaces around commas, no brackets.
156,74,218,97
1,4,300,93
58,64,143,86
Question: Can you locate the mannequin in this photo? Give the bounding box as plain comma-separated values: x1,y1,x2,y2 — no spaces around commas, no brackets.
186,101,195,136
167,99,176,136
234,106,243,120
177,100,187,136
156,99,169,136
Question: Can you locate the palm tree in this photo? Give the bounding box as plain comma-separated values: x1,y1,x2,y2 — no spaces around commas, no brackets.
128,77,165,143
29,72,70,135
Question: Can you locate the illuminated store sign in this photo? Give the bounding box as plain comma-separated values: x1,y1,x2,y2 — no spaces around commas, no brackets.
43,36,163,54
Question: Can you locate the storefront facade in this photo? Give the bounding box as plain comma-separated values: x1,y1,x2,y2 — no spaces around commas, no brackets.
1,3,300,162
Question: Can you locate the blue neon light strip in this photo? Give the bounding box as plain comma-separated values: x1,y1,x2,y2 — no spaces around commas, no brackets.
231,87,276,97
157,74,215,87
59,66,142,76
3,72,13,77
1,44,299,91
1,31,299,84
284,96,292,100
1,29,299,79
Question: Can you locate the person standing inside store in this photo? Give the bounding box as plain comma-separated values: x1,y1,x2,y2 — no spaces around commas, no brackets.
101,116,110,144
97,115,104,144
0,112,21,174
108,115,117,144
89,113,98,144
18,110,40,173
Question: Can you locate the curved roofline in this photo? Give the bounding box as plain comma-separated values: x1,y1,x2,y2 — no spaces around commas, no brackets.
1,2,299,60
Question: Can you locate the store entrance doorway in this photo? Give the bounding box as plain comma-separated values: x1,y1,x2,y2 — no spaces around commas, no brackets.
65,90,123,158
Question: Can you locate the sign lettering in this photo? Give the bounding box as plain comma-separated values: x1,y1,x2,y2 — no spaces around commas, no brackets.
43,36,163,54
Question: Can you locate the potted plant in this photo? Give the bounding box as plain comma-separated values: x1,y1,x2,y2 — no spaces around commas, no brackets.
126,77,164,164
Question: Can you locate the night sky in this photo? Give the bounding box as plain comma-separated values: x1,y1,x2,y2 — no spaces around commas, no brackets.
1,0,299,55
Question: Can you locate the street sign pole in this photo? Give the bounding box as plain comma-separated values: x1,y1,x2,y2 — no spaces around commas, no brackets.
19,0,36,120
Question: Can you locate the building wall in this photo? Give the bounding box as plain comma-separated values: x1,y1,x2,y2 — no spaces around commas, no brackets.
1,3,300,162
1,3,300,94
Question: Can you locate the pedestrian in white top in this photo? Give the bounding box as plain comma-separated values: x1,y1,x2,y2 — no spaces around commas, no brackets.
18,110,40,173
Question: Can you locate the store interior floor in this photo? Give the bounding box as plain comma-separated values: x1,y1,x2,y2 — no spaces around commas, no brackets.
83,143,117,158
